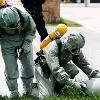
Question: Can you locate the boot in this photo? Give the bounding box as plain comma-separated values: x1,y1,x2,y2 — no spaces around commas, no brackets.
10,90,20,99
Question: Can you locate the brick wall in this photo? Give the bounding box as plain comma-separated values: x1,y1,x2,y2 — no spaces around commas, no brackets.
42,0,60,23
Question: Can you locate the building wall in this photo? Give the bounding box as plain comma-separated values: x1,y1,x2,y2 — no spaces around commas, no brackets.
42,0,60,23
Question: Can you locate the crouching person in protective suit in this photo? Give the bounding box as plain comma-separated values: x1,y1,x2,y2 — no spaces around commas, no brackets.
36,32,100,95
0,5,36,98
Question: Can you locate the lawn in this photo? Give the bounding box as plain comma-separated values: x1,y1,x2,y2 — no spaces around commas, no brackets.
46,17,82,27
1,86,100,100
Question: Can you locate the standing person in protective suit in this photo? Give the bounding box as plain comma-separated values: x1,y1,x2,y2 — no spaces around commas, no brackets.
21,0,48,41
0,4,36,98
37,32,100,94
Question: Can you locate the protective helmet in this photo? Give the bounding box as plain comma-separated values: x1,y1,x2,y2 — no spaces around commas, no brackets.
54,24,67,37
0,0,5,5
0,7,20,29
67,33,85,55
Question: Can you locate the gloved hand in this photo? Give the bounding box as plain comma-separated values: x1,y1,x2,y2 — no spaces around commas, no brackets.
67,79,82,90
66,78,93,96
67,79,89,94
34,53,51,79
34,53,46,65
21,40,31,53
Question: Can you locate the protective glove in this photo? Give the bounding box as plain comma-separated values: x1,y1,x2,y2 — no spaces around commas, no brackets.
67,79,82,90
66,79,89,94
34,51,45,65
34,52,51,79
21,40,31,54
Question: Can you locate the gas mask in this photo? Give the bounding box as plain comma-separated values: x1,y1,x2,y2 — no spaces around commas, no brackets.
0,7,21,34
67,33,85,55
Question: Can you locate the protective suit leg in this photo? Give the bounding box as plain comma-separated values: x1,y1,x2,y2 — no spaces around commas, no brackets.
19,44,34,93
64,62,79,79
6,78,19,97
1,45,19,96
21,78,33,94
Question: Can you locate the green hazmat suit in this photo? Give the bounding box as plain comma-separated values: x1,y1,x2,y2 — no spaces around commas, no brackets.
0,5,36,96
43,33,91,83
42,33,100,94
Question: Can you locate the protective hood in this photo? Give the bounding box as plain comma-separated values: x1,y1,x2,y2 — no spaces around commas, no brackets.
0,7,20,29
62,33,85,55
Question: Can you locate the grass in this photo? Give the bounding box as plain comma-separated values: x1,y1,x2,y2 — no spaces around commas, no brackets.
46,17,82,27
43,86,98,100
1,86,100,100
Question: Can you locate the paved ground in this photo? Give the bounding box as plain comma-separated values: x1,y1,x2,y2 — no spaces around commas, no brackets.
0,3,100,96
61,3,100,33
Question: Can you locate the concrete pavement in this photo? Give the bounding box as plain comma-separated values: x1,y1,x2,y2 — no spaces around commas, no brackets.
60,3,100,33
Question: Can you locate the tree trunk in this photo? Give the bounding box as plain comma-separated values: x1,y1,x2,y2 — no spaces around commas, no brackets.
42,0,60,23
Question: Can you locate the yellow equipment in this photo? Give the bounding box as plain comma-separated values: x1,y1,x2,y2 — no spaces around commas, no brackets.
0,0,5,5
40,24,68,49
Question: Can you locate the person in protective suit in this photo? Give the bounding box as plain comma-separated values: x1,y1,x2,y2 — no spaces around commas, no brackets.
38,32,100,94
21,0,48,41
0,4,36,97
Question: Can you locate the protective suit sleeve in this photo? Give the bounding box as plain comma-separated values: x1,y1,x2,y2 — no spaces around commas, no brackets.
43,41,70,84
43,41,61,71
72,50,92,77
24,15,36,43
